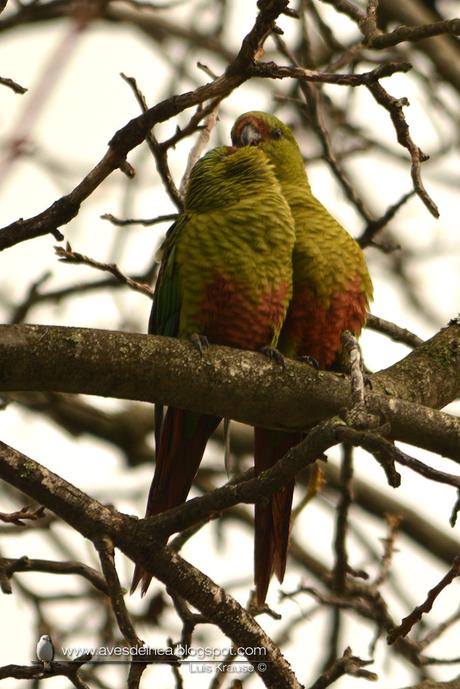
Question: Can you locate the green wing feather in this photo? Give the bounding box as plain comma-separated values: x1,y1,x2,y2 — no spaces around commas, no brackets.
148,215,187,338
148,214,188,447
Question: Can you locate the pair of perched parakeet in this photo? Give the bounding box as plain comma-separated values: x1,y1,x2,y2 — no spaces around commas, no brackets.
131,112,373,604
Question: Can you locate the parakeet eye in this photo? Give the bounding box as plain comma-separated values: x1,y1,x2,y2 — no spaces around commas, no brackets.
271,128,283,139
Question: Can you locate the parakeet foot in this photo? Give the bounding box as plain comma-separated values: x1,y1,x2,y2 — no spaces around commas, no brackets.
297,354,319,369
190,333,209,355
260,346,285,367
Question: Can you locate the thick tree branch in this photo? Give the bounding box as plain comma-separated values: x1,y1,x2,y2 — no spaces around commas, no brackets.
373,319,460,409
0,322,459,459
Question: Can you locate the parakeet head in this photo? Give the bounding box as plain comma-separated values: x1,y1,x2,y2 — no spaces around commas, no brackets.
231,111,295,146
231,111,307,184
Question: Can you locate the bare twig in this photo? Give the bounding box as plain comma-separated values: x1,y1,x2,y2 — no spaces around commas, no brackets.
450,491,460,528
366,314,424,349
274,34,373,221
393,450,460,490
419,606,460,651
0,438,304,689
318,0,365,24
337,426,460,492
303,0,344,53
388,557,460,644
179,106,219,197
101,212,177,227
0,656,93,687
369,18,460,50
121,72,183,209
0,505,45,526
374,514,401,587
55,242,154,298
0,556,108,594
332,444,354,592
9,263,158,323
0,75,27,94
364,79,439,217
359,190,415,247
306,646,377,689
95,536,144,647
168,589,206,647
335,427,401,488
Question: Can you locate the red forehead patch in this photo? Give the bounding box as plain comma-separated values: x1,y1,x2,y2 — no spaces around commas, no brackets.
231,114,271,145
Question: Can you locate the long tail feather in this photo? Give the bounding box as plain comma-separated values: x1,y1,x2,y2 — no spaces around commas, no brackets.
253,428,301,605
131,408,220,595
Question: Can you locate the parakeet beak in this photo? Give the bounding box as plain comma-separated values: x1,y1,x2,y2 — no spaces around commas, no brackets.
234,123,262,147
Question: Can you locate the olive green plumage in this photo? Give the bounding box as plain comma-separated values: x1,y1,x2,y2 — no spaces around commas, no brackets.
232,112,373,353
176,146,295,346
231,111,373,605
132,143,296,596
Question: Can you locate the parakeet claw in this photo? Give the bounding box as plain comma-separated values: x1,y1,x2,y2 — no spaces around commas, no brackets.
190,333,209,355
297,354,319,369
260,346,285,367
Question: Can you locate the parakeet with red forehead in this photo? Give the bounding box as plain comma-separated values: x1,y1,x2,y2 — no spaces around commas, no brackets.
231,111,373,605
131,143,296,595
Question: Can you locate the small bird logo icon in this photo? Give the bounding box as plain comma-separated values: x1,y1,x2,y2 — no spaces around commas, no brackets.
36,635,54,671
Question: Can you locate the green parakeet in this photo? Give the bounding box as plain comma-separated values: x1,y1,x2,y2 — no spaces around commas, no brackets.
231,112,374,605
131,143,296,595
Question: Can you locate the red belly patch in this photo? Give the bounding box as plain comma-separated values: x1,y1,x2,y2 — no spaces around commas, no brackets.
281,273,368,369
202,275,290,351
